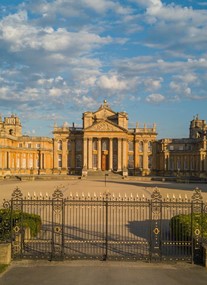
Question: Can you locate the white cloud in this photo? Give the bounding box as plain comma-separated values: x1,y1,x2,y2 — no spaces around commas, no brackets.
146,93,165,103
0,11,112,53
96,74,128,90
144,77,163,91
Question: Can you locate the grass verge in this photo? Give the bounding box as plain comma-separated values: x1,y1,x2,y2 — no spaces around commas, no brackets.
0,264,8,275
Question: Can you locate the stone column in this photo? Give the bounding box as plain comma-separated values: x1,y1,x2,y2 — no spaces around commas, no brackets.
117,138,122,171
83,138,88,169
134,140,138,170
122,139,127,169
98,138,101,170
143,140,148,171
62,139,67,172
53,140,58,169
88,138,93,169
33,153,36,169
109,138,113,170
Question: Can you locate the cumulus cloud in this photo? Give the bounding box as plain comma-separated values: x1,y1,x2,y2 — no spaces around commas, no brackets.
96,74,128,90
0,11,112,53
146,93,165,103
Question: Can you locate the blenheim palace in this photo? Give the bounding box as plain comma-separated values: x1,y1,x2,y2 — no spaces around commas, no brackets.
0,100,207,179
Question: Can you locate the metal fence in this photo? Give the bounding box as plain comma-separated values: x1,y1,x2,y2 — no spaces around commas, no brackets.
0,186,206,263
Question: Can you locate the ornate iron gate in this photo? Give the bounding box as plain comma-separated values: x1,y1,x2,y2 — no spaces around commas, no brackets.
0,187,206,263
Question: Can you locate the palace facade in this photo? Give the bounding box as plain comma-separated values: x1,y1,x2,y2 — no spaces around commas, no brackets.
0,101,207,179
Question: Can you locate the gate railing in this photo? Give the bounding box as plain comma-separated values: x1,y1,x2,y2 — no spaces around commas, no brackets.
0,186,206,263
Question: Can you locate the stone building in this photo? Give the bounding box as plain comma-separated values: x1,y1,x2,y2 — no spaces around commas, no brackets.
0,102,207,179
155,115,207,178
0,114,53,177
53,100,157,176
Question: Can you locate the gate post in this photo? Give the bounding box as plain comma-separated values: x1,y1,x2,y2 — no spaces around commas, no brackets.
10,187,24,259
191,187,204,264
150,187,162,262
51,188,64,260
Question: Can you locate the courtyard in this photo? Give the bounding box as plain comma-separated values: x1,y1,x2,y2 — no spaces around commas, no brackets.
1,177,207,204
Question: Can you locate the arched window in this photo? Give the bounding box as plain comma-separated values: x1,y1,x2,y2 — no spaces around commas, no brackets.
128,141,134,152
139,141,143,152
58,140,62,150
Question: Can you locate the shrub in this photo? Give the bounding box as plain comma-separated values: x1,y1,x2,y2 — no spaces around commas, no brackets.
170,213,207,240
0,209,41,242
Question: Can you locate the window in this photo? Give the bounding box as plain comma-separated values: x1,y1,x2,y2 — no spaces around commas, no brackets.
36,143,40,149
177,158,181,170
27,143,32,149
139,142,143,152
19,143,22,148
169,158,174,170
128,141,134,152
169,145,174,151
22,156,26,169
76,154,82,168
93,139,98,150
68,141,72,151
76,140,82,152
58,154,62,168
184,157,188,170
29,156,33,168
17,157,20,168
58,140,62,151
128,155,134,169
93,154,98,168
148,142,152,152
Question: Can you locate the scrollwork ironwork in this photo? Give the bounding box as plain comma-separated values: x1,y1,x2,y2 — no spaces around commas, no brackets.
11,187,23,200
191,187,203,203
52,188,64,200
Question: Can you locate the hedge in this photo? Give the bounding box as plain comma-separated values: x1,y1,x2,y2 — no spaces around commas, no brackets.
170,213,207,240
0,209,41,242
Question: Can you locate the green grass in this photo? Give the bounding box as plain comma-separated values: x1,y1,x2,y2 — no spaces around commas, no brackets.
0,264,8,275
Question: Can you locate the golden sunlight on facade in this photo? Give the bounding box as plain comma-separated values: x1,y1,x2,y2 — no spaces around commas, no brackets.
0,102,207,179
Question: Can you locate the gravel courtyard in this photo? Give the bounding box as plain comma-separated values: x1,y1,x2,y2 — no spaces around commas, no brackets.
1,177,207,204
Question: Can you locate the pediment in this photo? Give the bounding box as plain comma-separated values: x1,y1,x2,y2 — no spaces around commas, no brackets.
93,108,116,120
85,120,126,132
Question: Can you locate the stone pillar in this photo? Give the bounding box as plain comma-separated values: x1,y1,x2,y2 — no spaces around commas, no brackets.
109,138,113,170
88,138,93,169
0,244,11,265
53,140,58,169
117,138,122,171
62,139,67,171
143,140,148,172
134,140,138,170
33,153,36,169
122,139,127,169
98,138,101,170
83,138,88,169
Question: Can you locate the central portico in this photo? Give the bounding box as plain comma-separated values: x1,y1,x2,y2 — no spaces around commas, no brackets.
83,100,129,172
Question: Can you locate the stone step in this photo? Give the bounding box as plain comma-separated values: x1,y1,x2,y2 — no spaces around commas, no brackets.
87,170,122,177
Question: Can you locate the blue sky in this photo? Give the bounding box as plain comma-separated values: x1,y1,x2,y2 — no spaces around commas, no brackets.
0,0,207,139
